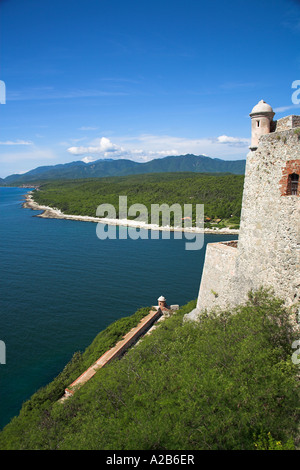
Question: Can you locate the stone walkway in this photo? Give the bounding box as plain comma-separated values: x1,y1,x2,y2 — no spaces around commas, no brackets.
59,308,163,401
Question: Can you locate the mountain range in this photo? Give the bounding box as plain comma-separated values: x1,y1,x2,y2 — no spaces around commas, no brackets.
1,154,246,185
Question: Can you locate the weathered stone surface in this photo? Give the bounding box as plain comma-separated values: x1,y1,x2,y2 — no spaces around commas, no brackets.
234,127,300,307
185,105,300,320
274,115,300,132
184,242,238,321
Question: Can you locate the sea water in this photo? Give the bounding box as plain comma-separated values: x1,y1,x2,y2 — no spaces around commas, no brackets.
0,187,238,429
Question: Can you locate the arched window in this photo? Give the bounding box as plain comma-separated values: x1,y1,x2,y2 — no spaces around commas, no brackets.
288,173,299,195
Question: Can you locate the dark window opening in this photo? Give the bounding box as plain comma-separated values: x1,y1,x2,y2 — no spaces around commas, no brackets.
288,173,299,195
257,120,260,128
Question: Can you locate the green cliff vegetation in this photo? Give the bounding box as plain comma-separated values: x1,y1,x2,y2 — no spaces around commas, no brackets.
32,172,244,228
0,290,299,450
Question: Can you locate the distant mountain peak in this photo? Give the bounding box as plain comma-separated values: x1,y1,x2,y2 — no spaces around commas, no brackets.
2,154,246,185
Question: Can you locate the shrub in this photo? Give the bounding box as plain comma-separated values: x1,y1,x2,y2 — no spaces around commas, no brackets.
1,292,299,450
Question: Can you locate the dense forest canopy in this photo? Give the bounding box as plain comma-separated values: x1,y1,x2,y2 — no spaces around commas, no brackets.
32,172,244,228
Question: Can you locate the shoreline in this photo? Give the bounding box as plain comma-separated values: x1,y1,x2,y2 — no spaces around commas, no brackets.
22,191,240,235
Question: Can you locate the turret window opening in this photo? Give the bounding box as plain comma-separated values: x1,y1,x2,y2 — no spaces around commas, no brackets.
257,120,260,128
289,173,299,195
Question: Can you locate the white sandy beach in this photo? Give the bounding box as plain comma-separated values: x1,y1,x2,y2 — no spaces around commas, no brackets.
22,191,239,235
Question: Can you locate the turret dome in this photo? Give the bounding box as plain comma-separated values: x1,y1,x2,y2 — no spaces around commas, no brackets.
250,100,274,116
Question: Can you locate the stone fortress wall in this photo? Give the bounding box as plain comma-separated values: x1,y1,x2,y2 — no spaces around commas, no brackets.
185,101,300,321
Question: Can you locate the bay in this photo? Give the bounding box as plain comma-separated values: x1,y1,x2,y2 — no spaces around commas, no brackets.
0,187,238,429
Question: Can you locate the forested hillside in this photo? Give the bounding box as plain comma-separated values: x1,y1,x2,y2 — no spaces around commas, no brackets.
0,291,298,450
32,172,244,228
2,154,245,185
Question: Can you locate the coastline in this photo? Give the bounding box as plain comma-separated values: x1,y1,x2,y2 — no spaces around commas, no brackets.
22,191,239,235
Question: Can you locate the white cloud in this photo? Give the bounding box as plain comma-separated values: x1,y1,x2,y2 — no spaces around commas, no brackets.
67,133,250,164
8,87,128,101
119,134,250,156
81,156,97,163
0,139,33,145
216,135,250,146
273,104,300,113
68,137,123,156
118,134,213,157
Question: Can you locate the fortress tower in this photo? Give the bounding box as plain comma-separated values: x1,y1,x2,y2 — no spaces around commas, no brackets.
185,101,300,321
249,100,275,150
158,296,167,310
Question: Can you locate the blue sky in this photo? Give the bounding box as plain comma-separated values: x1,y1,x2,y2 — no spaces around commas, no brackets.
0,0,300,177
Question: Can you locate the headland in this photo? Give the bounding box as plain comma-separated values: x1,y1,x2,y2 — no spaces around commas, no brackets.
22,191,240,235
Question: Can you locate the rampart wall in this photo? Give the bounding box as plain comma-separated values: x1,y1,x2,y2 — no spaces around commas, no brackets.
185,121,300,321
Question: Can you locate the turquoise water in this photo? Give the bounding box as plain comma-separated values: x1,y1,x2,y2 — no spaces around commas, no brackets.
0,187,238,429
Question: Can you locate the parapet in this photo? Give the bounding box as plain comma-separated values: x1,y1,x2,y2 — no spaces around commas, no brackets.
272,115,300,133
